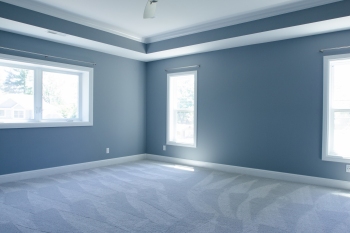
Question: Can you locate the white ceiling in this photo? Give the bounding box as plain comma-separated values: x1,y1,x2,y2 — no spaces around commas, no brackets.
0,0,341,42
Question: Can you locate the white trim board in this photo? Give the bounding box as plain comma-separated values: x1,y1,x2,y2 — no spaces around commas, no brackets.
1,153,350,191
2,16,350,63
0,154,146,184
0,0,144,42
0,0,340,43
146,0,342,43
146,154,350,190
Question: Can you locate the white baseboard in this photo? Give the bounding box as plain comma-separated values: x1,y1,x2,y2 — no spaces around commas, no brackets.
0,154,146,184
2,153,349,191
145,154,350,190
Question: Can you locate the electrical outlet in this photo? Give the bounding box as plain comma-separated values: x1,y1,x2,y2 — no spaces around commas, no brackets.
106,148,110,154
163,145,166,151
346,165,350,173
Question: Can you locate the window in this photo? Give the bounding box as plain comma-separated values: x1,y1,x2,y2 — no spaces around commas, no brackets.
167,71,197,147
13,110,24,119
0,53,93,129
323,53,350,163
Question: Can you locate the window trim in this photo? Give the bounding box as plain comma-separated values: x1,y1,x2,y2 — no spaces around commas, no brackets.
166,70,197,148
0,53,93,129
322,53,350,163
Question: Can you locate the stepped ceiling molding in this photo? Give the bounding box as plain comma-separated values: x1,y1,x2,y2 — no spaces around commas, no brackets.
0,0,349,62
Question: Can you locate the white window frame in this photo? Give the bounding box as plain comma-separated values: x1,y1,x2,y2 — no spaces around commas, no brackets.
0,109,5,117
322,53,350,163
166,70,197,148
0,53,93,129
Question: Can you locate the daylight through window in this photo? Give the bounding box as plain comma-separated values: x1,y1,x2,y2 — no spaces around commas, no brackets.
0,54,93,129
167,71,197,147
323,53,350,162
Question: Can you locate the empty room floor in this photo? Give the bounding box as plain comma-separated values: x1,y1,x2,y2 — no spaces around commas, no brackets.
0,160,349,233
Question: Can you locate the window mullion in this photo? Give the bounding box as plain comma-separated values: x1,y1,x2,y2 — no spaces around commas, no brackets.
79,74,83,121
34,68,43,121
329,109,335,155
328,64,335,156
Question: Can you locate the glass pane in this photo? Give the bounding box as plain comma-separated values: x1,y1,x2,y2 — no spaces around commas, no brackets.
0,66,34,121
332,61,350,109
174,75,195,110
333,112,350,158
42,72,79,119
169,74,195,145
14,110,24,118
175,110,194,144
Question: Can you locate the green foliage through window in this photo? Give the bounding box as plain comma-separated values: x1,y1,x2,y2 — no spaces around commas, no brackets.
0,68,33,95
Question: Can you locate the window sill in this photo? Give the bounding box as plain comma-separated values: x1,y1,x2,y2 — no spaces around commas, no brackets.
322,154,350,163
0,121,93,129
167,141,196,148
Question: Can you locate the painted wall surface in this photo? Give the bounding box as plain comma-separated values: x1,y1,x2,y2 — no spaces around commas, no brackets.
146,29,350,182
0,1,145,53
147,0,350,53
0,31,146,175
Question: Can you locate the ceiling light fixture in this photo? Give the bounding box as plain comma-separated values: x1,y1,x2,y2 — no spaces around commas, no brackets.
143,0,158,19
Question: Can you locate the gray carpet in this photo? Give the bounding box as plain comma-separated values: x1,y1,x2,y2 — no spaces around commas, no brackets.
0,160,350,233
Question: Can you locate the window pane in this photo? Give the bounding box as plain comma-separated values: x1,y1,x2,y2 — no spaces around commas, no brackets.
169,74,195,145
333,112,350,158
174,76,194,110
332,61,350,109
42,72,79,119
14,110,24,119
175,110,194,144
0,66,34,121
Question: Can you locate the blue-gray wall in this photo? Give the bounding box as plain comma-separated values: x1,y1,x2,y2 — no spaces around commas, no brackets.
0,30,146,175
2,3,350,183
147,0,350,53
146,29,350,182
0,1,145,53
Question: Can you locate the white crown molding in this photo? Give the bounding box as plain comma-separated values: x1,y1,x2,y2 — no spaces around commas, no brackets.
0,0,146,42
0,0,342,44
145,0,342,43
146,154,350,190
2,15,350,62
